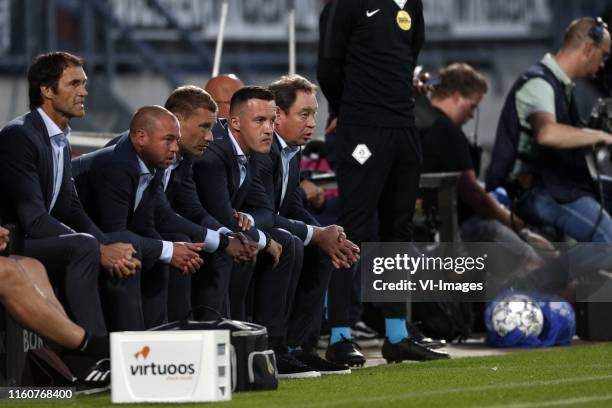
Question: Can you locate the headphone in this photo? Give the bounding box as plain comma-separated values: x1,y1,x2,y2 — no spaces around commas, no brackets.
588,16,608,44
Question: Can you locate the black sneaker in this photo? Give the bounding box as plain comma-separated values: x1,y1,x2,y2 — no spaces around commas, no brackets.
381,338,450,363
408,322,447,349
276,353,320,379
317,335,330,349
292,350,351,375
351,321,379,340
325,335,366,367
75,358,111,394
350,321,382,348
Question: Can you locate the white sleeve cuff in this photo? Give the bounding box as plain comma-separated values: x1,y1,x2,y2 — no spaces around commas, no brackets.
218,227,232,235
160,240,174,263
304,225,314,246
257,229,267,250
244,213,255,227
203,229,221,253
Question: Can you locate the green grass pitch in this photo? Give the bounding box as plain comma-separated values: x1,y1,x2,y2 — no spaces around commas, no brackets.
16,344,612,407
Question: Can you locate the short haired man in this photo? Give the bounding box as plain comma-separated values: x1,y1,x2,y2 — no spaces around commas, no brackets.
487,17,612,243
420,63,551,292
193,87,283,259
162,85,257,320
260,74,359,374
193,86,320,378
73,106,204,330
0,51,138,337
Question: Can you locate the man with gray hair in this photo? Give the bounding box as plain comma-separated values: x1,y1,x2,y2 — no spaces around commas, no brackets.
257,74,359,375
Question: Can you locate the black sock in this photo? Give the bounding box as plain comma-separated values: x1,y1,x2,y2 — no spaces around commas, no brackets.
269,336,288,355
77,333,89,351
77,332,109,358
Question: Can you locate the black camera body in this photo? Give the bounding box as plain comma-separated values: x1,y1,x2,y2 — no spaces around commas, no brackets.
585,98,612,184
589,97,612,133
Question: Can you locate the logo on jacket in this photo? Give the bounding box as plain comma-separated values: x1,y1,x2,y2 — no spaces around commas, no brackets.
352,144,372,165
396,10,412,31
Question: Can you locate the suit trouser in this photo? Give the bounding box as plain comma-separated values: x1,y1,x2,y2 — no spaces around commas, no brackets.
162,232,197,322
286,245,333,350
191,250,234,320
329,124,422,326
226,262,254,321
229,228,302,345
23,233,106,336
100,232,168,331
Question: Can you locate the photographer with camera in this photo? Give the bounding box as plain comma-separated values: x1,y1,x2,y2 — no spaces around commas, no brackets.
487,17,612,243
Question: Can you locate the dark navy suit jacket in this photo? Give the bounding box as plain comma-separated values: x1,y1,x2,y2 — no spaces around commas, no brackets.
212,118,228,140
72,134,202,262
105,133,224,236
192,129,274,243
252,133,320,242
165,152,226,232
0,109,108,250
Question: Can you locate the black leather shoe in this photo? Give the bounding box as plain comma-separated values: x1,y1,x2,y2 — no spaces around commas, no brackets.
381,338,450,363
75,358,111,394
325,335,366,367
276,353,320,379
407,322,447,349
292,349,351,375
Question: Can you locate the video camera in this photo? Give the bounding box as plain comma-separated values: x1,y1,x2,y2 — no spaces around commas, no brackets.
585,98,612,184
589,97,612,133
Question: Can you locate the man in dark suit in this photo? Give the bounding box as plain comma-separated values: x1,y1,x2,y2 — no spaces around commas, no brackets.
161,85,258,321
255,74,359,374
193,86,320,379
72,106,204,330
0,52,139,337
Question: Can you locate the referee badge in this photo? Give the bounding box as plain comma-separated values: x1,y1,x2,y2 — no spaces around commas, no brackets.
352,144,372,165
396,10,412,31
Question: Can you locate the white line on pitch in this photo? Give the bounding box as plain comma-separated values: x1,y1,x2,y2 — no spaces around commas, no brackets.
477,394,612,408
291,374,612,408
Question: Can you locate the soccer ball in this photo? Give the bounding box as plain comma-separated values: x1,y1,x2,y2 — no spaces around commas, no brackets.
491,294,544,337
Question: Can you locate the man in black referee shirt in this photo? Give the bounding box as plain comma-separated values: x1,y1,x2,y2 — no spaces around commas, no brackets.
317,0,449,365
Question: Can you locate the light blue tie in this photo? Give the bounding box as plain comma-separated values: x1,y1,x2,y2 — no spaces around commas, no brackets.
280,147,292,205
237,155,248,187
49,133,68,211
53,133,67,149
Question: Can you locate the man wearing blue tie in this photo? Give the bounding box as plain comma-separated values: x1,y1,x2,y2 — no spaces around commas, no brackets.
0,52,139,337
